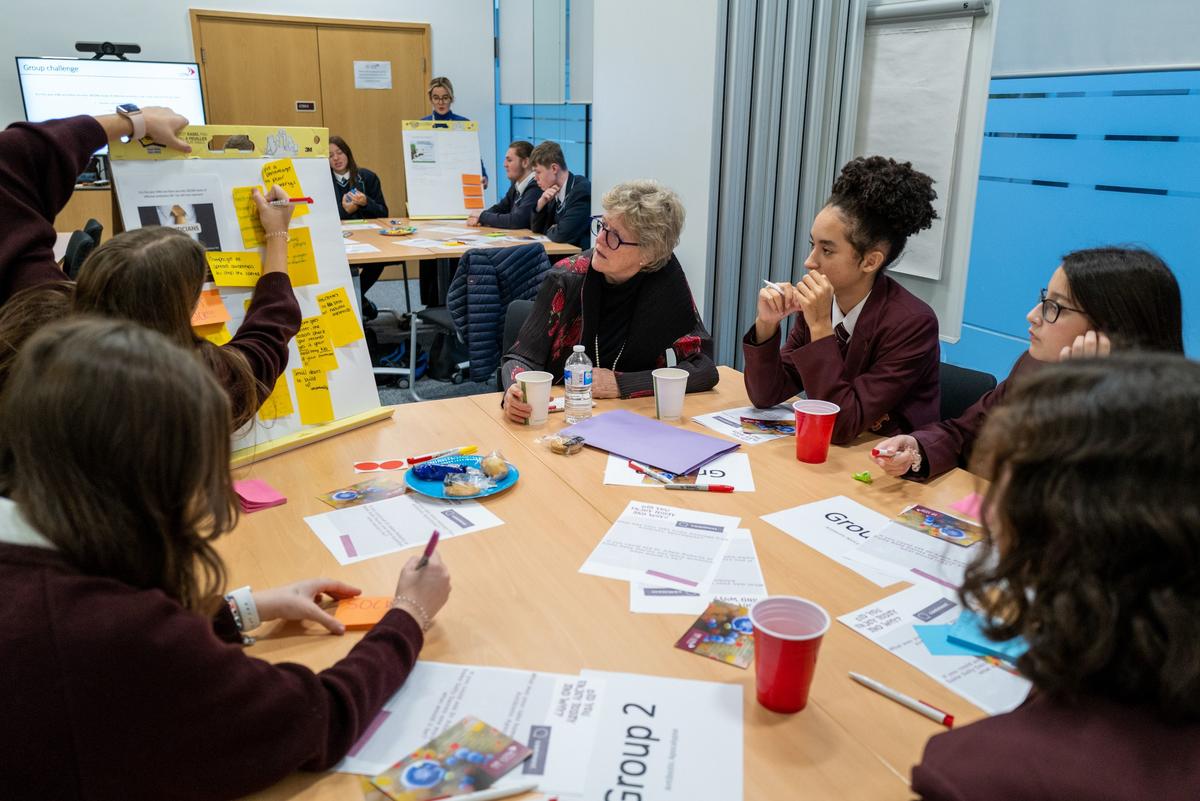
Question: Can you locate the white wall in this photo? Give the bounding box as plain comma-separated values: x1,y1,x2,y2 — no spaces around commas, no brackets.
591,0,723,320
992,0,1200,76
0,0,498,198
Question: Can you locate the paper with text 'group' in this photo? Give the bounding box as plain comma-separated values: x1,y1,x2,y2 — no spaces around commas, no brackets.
207,251,262,287
579,501,738,595
631,529,766,615
232,185,266,248
317,286,365,347
296,316,339,371
761,495,899,587
305,493,503,566
285,226,319,286
260,158,309,217
839,584,1031,715
292,367,334,425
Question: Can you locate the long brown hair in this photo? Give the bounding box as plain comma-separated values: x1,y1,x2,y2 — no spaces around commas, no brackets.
330,135,361,186
967,353,1200,719
72,226,265,429
0,317,236,612
0,281,73,389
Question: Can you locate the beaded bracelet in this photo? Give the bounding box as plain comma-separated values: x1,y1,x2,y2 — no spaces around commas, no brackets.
264,230,290,242
392,595,432,632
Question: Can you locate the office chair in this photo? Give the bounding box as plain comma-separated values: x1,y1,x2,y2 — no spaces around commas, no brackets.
939,362,998,420
61,230,97,280
496,298,535,388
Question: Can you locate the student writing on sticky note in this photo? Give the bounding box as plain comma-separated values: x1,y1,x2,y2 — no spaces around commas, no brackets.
0,318,452,800
0,187,301,430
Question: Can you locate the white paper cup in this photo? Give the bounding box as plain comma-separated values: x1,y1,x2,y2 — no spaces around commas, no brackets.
652,367,689,422
517,371,553,425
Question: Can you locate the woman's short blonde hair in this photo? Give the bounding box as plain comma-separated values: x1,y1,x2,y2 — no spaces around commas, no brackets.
428,76,454,100
601,180,685,271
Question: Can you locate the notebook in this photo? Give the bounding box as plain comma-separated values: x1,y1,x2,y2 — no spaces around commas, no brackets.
559,410,741,475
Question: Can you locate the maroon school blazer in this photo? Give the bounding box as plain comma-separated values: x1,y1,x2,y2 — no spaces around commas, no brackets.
742,274,940,445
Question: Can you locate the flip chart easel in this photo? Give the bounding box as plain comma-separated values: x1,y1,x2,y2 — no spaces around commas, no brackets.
401,119,484,219
109,125,382,464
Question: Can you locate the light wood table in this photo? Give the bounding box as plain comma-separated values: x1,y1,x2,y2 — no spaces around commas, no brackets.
343,217,580,271
229,372,988,800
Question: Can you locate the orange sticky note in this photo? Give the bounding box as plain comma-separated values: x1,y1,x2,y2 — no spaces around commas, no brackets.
257,374,295,421
464,197,485,209
194,322,232,346
462,184,484,198
461,173,483,186
293,367,334,425
261,159,309,217
191,288,230,327
286,226,319,286
317,286,364,347
334,596,393,630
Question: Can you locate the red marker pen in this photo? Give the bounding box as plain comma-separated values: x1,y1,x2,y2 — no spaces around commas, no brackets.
627,460,673,484
871,447,895,458
269,196,314,206
664,484,735,493
416,530,440,569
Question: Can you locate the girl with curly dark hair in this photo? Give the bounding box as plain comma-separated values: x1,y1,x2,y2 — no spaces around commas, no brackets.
743,155,941,444
912,352,1200,800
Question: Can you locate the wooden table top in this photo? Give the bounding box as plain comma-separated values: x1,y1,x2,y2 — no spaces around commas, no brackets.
342,218,582,265
228,367,988,800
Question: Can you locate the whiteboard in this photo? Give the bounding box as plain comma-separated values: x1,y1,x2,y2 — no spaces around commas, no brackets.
401,120,484,219
109,125,380,451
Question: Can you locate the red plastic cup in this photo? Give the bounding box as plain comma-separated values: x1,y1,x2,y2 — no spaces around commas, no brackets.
793,400,840,463
749,596,831,713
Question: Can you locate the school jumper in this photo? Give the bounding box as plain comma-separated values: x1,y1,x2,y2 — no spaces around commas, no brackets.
223,271,303,406
529,173,592,251
333,168,389,220
501,250,718,398
477,174,539,230
742,274,940,445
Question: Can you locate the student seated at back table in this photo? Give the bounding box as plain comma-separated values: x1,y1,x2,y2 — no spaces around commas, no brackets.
0,317,452,800
0,105,192,307
911,353,1200,801
0,190,302,432
871,246,1184,480
743,156,940,444
528,140,593,250
468,140,537,229
501,180,718,423
330,135,388,220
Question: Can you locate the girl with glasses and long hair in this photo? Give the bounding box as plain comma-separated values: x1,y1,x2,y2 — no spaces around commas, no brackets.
871,246,1183,480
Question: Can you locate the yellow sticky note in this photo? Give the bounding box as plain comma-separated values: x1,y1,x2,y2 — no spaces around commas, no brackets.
293,368,334,425
194,322,232,346
232,185,266,248
257,375,295,421
207,251,263,287
244,296,253,313
286,226,319,286
261,159,309,218
316,287,364,347
296,315,338,371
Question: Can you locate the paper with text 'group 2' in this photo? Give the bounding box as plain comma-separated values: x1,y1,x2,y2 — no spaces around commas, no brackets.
761,495,899,587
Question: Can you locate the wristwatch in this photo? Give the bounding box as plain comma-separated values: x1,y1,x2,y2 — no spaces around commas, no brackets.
115,103,145,142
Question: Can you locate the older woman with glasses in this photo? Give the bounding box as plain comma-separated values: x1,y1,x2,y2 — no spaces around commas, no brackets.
870,246,1183,480
500,180,719,422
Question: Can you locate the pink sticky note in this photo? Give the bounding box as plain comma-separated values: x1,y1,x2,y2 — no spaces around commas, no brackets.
233,479,287,512
950,492,983,521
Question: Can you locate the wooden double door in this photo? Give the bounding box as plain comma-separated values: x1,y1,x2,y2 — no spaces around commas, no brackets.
191,10,431,215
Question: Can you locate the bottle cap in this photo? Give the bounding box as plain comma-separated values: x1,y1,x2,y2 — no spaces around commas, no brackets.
573,344,585,352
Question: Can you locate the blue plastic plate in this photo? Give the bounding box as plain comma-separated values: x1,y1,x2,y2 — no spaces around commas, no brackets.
403,454,519,500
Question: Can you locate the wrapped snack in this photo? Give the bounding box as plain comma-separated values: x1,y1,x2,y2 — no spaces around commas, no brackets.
443,472,491,497
412,462,467,482
535,434,585,456
480,450,510,480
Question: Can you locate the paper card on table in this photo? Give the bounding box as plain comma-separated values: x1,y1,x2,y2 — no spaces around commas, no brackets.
463,197,485,210
579,500,738,593
191,288,230,327
631,530,765,615
335,596,394,630
306,494,504,566
296,316,339,371
261,158,309,217
293,367,334,425
460,174,483,186
760,496,900,587
914,624,980,657
691,404,794,445
843,505,992,590
897,504,985,548
345,242,382,254
286,226,319,286
604,452,755,492
674,600,755,669
207,251,262,287
233,478,287,512
317,287,365,346
232,185,266,247
950,492,984,521
258,375,295,421
318,477,407,509
560,410,740,476
370,716,532,801
194,322,232,346
839,584,1031,714
354,459,408,473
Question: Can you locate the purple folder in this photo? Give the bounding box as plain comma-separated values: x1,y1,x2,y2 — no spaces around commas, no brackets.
559,409,740,475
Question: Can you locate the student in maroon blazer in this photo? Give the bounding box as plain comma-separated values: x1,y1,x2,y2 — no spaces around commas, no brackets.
0,318,451,801
911,353,1200,801
743,156,940,445
871,247,1184,479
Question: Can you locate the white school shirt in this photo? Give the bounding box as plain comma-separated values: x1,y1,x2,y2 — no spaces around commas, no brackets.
832,292,871,339
0,497,54,550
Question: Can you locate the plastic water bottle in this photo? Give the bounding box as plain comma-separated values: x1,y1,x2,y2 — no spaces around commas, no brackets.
564,344,593,424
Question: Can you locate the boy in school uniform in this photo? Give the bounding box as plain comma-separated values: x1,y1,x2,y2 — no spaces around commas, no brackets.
529,141,593,251
470,140,538,230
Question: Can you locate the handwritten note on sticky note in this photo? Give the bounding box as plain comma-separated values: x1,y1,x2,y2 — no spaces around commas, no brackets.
207,251,262,287
195,322,232,346
286,226,318,286
293,367,334,425
232,185,266,248
296,316,338,370
191,288,231,327
334,596,393,630
261,159,309,217
258,375,295,421
317,287,364,347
